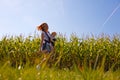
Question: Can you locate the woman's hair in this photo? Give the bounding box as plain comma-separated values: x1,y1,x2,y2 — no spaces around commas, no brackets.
37,23,48,31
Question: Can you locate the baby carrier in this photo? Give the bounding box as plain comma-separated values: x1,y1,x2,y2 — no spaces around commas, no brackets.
42,31,51,52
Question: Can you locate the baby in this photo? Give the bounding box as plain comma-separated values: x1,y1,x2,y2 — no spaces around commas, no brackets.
51,32,57,47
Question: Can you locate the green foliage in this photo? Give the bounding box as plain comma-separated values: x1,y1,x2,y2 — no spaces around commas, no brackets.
0,65,120,80
0,33,120,79
0,33,120,70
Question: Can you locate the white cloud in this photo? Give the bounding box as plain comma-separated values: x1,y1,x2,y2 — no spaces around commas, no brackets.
0,0,24,17
35,0,65,17
0,0,66,37
54,0,65,16
0,0,23,8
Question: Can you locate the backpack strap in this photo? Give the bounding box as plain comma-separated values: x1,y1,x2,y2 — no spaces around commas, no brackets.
44,32,51,43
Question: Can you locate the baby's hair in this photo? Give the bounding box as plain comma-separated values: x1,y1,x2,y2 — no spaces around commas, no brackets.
51,32,57,36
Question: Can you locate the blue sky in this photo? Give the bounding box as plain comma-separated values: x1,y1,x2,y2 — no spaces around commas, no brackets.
0,0,120,39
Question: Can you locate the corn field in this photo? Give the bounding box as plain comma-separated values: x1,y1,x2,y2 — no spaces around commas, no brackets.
0,33,120,71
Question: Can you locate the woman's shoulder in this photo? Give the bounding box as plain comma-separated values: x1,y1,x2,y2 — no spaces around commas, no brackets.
42,31,50,33
41,31,45,33
41,31,46,35
42,31,51,37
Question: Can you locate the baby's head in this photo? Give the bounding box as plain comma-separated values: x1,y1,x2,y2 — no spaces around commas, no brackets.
51,32,57,37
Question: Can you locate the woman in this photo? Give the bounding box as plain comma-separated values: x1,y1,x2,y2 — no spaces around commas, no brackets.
37,23,56,69
37,23,52,53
